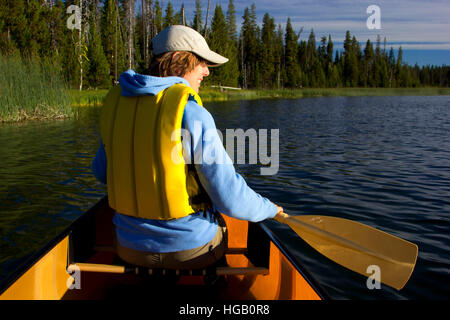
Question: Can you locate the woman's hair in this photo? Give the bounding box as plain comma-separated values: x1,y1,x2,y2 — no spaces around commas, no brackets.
148,51,206,77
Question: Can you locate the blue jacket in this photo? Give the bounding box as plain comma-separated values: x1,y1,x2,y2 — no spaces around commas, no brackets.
92,70,276,252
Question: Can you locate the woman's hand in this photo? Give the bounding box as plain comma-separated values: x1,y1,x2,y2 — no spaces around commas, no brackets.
274,204,290,221
275,204,284,214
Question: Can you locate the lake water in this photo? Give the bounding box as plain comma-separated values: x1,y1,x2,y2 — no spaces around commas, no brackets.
0,95,449,299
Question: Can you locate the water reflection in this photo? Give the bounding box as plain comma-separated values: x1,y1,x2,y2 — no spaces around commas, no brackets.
0,109,106,279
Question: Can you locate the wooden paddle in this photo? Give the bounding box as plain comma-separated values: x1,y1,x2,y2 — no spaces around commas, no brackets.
274,212,418,290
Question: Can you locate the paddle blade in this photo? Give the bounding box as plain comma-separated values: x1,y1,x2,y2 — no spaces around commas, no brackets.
277,215,418,290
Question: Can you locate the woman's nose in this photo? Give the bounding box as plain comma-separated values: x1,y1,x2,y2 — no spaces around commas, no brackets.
204,66,210,77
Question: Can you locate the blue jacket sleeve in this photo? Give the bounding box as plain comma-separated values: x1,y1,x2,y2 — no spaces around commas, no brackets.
182,100,277,222
92,140,107,184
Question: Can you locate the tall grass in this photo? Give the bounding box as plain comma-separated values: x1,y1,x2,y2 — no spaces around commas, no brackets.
0,55,73,122
69,89,108,107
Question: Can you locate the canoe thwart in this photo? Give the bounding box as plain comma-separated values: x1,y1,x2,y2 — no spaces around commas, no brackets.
68,263,268,276
225,248,248,255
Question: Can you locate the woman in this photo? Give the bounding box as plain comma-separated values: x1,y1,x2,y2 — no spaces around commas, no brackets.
92,25,283,270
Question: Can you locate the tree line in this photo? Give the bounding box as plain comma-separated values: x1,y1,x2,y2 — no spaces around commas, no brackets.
0,0,448,90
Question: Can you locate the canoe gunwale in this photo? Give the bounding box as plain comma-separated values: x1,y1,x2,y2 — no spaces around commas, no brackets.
257,221,330,300
0,197,108,296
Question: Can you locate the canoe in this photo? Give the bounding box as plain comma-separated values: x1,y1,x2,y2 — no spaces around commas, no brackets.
0,197,328,300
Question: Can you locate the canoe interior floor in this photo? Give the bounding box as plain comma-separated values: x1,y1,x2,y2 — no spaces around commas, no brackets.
63,274,225,300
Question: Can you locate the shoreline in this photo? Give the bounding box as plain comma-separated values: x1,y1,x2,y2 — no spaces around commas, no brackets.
2,87,449,123
200,87,450,102
70,87,450,107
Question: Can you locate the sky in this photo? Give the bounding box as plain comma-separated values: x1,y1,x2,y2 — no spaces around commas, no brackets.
138,0,450,66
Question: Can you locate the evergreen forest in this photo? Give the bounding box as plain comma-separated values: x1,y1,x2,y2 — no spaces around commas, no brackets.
1,0,448,90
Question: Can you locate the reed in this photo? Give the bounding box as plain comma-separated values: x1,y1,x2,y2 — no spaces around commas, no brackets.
69,89,109,107
0,55,73,122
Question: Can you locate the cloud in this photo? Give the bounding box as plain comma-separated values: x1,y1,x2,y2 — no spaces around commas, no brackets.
149,0,450,49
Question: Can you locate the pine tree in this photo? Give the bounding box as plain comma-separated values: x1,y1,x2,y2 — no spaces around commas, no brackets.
139,0,152,69
373,34,382,86
120,0,136,70
70,0,90,90
240,5,260,88
86,0,110,88
324,34,334,87
274,24,284,88
163,1,175,28
0,0,27,54
42,0,66,59
173,3,186,26
206,4,238,87
396,46,408,87
153,0,163,34
298,40,307,86
342,31,358,86
352,35,362,86
306,29,317,66
102,0,126,84
191,0,203,33
0,5,4,52
326,34,333,66
373,34,389,87
208,5,228,85
318,35,326,63
203,0,211,38
284,18,300,88
342,30,351,85
23,0,45,58
305,30,321,87
224,0,239,87
133,21,142,72
226,0,237,43
61,24,80,87
206,4,237,87
260,13,276,88
363,39,374,87
388,47,396,87
316,36,328,87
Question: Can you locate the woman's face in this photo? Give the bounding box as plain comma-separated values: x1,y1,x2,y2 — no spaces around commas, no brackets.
183,61,210,93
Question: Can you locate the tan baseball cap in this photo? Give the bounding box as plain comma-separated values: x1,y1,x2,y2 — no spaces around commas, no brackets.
151,25,229,66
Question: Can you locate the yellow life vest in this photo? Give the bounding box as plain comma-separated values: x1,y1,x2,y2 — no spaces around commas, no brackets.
100,83,212,220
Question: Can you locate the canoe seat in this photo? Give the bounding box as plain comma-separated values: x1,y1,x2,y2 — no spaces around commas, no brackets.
67,262,269,276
